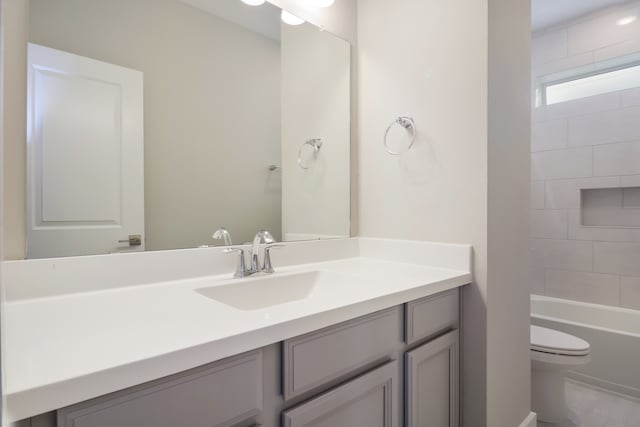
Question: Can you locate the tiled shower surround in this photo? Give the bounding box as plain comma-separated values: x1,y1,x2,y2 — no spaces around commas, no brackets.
531,2,640,309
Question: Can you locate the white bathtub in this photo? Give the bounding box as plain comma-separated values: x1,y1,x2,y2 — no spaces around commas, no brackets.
531,295,640,398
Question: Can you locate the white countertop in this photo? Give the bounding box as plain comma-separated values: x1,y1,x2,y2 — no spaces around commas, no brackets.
4,239,471,421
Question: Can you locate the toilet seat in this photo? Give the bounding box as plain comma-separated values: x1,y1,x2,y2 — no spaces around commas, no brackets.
530,325,590,356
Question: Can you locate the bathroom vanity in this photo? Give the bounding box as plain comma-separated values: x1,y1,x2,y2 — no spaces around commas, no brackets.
5,238,471,427
56,290,458,427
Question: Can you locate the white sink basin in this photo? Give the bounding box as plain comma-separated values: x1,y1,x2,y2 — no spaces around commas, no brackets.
196,271,341,310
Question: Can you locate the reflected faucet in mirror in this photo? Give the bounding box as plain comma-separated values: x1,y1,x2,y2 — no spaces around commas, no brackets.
213,227,232,246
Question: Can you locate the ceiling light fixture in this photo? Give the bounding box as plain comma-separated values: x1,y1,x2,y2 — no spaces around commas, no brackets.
616,15,637,26
241,0,265,6
281,10,305,26
312,0,335,7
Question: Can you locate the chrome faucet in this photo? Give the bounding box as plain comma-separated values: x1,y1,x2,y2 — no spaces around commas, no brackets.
250,230,275,274
212,227,232,246
224,230,282,278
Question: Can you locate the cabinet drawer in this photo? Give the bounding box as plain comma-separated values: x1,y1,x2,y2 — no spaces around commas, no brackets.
282,361,398,427
405,289,458,345
282,306,402,399
57,351,262,427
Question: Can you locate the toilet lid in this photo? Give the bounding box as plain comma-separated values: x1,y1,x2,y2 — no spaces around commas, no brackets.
530,325,590,356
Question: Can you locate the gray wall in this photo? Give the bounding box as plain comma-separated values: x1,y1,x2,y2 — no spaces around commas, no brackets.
486,0,531,425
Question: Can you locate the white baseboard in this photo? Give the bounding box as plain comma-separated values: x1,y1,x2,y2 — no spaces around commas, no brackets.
519,411,537,427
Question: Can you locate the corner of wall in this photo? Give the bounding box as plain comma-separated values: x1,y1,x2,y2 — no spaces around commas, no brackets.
1,0,27,260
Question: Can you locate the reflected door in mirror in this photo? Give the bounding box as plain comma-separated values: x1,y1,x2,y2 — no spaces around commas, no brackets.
27,43,145,258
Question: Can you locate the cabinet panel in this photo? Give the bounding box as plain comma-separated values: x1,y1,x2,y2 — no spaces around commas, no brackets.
283,306,402,399
282,361,398,427
405,330,459,427
405,289,458,345
57,351,262,427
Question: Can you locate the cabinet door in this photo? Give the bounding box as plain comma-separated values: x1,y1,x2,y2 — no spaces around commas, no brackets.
405,330,459,427
282,362,397,427
57,352,262,427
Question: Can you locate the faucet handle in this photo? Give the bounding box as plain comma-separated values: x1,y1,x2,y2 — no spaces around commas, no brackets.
263,244,285,274
224,247,249,278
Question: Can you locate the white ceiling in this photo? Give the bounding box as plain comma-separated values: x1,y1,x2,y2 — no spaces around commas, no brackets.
532,0,633,32
178,0,281,41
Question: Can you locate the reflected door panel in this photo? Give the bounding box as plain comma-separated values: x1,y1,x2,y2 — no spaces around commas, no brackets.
27,43,144,258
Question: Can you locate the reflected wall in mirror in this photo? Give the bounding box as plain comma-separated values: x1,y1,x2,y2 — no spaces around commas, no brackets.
23,0,350,258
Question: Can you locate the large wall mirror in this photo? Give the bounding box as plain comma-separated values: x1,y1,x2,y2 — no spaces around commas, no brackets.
21,0,350,258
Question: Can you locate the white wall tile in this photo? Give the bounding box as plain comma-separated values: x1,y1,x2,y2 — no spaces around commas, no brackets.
594,242,640,276
531,181,545,209
531,2,640,307
531,147,592,181
620,276,640,310
568,107,640,147
568,208,640,242
594,37,640,62
623,187,640,207
568,209,591,240
533,52,593,78
622,175,640,187
568,11,640,55
545,269,620,305
543,92,620,121
594,227,640,243
530,243,545,268
545,177,621,209
532,106,545,124
532,29,568,66
621,88,640,107
594,141,640,176
530,210,568,239
583,206,640,227
530,266,545,295
530,238,593,271
532,119,567,152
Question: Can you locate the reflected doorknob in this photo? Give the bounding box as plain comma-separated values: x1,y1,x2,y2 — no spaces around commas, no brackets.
118,234,142,246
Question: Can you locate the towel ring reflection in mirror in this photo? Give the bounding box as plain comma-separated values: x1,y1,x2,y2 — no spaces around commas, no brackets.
384,116,416,155
298,138,323,169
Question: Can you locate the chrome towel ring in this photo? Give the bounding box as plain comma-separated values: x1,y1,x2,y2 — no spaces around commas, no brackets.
298,138,323,169
384,116,416,155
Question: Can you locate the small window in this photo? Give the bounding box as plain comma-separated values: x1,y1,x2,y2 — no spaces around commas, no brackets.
537,53,640,107
544,63,640,105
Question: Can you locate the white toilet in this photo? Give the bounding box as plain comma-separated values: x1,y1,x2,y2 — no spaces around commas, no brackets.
530,325,591,424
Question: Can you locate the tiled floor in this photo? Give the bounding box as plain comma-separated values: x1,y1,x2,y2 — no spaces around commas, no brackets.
538,380,640,427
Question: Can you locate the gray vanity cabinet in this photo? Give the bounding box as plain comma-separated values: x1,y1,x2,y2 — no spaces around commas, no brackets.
405,330,459,427
16,289,463,427
56,351,263,427
282,362,398,427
